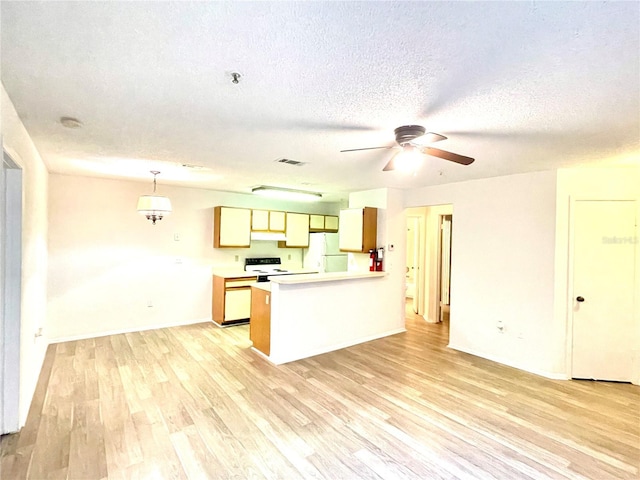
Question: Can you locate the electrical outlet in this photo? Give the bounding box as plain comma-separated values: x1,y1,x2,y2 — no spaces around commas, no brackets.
174,233,181,241
497,320,505,333
235,255,239,262
147,300,153,308
288,254,292,260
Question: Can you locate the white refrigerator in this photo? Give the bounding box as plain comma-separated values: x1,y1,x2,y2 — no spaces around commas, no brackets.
303,233,348,273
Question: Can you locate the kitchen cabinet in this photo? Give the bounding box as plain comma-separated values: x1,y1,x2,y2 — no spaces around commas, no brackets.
213,206,251,248
250,286,271,355
278,212,310,248
339,207,377,252
269,211,286,231
324,215,339,232
309,214,339,233
309,214,325,231
252,210,286,232
212,275,257,325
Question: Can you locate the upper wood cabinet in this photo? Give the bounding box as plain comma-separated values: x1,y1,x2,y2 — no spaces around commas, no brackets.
269,211,286,232
338,207,377,252
309,214,324,231
251,210,286,232
213,206,251,248
324,215,339,232
279,212,310,248
309,214,340,233
252,210,269,231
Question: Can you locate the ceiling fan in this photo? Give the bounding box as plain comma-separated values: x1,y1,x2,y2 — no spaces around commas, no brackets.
341,125,474,172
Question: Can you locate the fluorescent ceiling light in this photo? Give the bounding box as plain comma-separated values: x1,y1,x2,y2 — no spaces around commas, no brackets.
252,186,322,202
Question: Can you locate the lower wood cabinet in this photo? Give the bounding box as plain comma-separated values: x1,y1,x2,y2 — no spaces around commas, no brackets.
250,286,271,355
212,275,256,325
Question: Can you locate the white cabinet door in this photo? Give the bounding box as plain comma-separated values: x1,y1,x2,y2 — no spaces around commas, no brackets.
285,213,310,247
339,208,364,251
269,211,286,232
224,288,252,321
252,210,269,230
219,207,251,247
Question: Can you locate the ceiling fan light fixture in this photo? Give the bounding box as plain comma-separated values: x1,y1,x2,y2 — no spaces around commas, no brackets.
394,145,423,174
252,186,322,202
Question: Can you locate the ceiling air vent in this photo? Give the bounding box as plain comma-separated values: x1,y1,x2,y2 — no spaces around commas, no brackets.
275,158,306,166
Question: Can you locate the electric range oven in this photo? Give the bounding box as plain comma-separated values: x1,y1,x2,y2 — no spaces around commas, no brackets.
244,257,294,282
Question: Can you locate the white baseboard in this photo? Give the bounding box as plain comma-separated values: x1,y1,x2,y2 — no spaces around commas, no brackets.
47,317,212,344
447,342,569,381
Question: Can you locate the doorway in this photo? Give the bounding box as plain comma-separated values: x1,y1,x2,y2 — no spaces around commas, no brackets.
406,216,420,313
438,214,452,324
570,200,637,382
1,152,22,434
404,205,453,328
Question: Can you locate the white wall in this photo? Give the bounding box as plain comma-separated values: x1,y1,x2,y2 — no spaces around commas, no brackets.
47,173,341,341
405,171,560,378
554,167,640,383
1,85,50,427
348,188,407,330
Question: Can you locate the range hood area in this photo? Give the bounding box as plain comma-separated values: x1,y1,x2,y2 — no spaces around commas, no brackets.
250,231,287,241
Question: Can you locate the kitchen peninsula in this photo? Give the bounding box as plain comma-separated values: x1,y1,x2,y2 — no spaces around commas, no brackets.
250,271,405,364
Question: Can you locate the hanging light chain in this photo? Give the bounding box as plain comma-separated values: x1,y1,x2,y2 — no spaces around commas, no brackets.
151,170,160,193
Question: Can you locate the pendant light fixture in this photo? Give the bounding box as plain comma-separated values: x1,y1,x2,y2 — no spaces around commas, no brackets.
137,170,172,224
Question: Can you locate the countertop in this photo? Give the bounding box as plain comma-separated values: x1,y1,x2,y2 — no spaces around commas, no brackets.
269,271,387,285
212,268,318,279
212,269,257,279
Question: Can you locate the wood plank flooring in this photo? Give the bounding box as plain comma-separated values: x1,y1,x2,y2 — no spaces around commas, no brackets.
2,304,639,479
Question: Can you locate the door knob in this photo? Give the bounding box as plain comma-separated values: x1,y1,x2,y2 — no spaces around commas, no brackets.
576,296,585,302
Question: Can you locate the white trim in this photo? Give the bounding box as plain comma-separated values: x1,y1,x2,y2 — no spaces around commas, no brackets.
448,342,569,381
47,317,212,344
1,152,23,434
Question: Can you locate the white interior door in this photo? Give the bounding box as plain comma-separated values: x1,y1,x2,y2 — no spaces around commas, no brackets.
571,200,637,381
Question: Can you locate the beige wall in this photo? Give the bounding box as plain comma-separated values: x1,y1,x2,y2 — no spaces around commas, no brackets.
47,173,341,341
405,171,560,378
1,85,49,427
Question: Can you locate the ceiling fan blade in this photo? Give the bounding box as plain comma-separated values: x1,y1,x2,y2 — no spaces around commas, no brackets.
414,132,447,144
421,147,475,165
340,146,394,153
382,155,397,171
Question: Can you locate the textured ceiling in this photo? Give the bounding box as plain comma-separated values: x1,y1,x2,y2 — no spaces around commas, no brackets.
2,1,639,202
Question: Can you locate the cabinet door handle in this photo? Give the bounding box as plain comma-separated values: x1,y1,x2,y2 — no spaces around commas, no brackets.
576,296,585,303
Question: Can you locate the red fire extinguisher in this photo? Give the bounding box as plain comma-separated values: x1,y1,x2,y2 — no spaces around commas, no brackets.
375,247,384,271
369,249,376,271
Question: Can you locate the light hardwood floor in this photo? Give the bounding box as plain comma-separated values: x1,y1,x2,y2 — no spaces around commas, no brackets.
1,304,639,479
